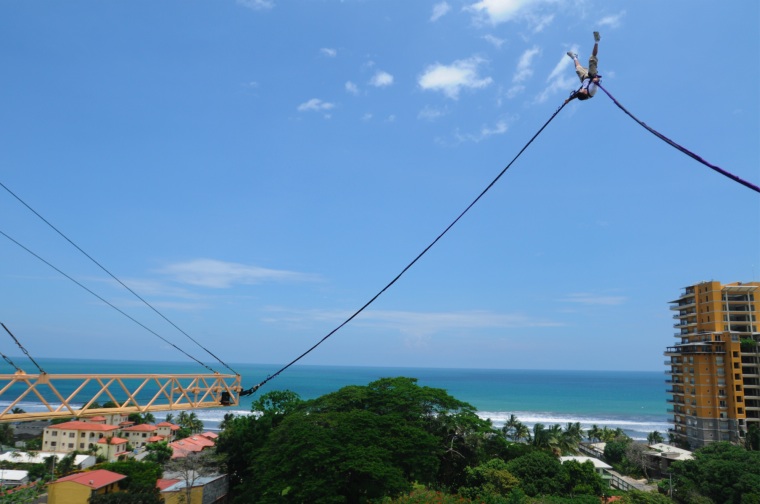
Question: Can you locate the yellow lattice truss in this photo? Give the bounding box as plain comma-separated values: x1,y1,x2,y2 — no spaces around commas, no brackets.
0,370,242,422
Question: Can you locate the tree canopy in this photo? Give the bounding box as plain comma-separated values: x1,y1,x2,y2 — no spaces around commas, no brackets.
217,377,506,503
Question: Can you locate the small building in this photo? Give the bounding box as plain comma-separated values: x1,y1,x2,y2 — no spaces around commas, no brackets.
559,455,613,486
42,421,119,454
159,474,228,504
121,423,161,449
0,469,29,487
156,421,180,440
170,435,215,459
0,451,96,469
97,436,130,462
645,443,694,478
47,469,126,504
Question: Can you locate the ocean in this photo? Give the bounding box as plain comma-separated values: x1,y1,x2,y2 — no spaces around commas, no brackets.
1,358,670,441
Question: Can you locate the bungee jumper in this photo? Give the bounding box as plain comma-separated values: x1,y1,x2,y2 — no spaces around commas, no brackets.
565,31,602,103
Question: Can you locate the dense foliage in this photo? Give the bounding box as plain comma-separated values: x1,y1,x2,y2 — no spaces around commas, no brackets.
216,377,608,504
668,442,760,504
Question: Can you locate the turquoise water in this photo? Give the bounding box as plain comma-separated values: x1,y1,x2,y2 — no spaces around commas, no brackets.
1,358,669,440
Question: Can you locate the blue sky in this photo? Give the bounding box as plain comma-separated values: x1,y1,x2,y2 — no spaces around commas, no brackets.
1,0,758,374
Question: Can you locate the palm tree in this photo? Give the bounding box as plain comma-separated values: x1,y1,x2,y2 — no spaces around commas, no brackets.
220,413,236,431
502,414,521,441
647,430,664,445
587,424,602,442
514,423,530,443
165,413,175,423
531,423,559,453
559,422,584,455
187,412,203,433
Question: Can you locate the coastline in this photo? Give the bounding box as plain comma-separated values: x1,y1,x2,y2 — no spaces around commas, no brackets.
1,357,669,440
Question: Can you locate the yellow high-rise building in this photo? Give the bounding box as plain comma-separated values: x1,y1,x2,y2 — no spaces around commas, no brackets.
665,280,759,449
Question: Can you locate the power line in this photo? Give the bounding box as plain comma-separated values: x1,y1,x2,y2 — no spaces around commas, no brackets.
241,97,571,396
0,229,217,373
0,181,238,375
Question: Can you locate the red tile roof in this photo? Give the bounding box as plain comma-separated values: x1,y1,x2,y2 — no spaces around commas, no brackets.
54,470,126,489
156,478,181,491
200,431,218,440
48,421,118,432
97,436,128,445
122,424,157,432
147,435,164,442
169,436,215,458
157,422,180,430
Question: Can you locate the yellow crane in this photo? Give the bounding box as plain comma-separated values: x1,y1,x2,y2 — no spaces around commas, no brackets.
0,369,242,422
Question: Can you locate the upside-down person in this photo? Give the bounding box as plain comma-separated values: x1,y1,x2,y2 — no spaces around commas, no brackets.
565,31,602,103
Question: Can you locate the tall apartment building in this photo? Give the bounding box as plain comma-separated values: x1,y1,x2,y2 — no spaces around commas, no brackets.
665,280,759,449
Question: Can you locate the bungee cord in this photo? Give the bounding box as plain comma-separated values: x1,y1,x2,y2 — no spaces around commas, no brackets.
240,97,572,396
0,181,239,376
597,83,760,194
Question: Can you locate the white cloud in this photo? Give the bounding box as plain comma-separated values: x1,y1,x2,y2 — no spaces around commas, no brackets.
455,120,509,143
320,47,337,57
534,51,576,103
362,113,373,121
513,46,540,83
431,2,451,22
561,293,627,306
297,98,335,112
418,56,493,99
237,0,274,11
466,0,542,24
504,46,539,98
417,106,447,121
369,70,394,87
531,13,554,32
262,307,562,339
483,34,506,49
598,11,625,28
160,259,318,289
345,81,359,95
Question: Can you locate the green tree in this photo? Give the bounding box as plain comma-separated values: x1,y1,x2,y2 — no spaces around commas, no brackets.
560,459,606,497
502,414,522,441
144,440,173,464
669,442,760,504
0,423,14,446
459,458,520,501
647,431,664,445
55,452,77,477
619,489,676,504
216,390,303,494
100,460,163,494
164,450,219,504
505,450,564,497
218,377,502,503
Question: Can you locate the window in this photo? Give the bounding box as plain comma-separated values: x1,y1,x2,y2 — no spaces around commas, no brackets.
50,442,57,447
79,443,84,449
52,431,58,436
69,433,75,438
68,443,74,449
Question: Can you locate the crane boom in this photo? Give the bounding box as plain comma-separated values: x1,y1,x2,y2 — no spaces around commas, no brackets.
0,370,242,422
